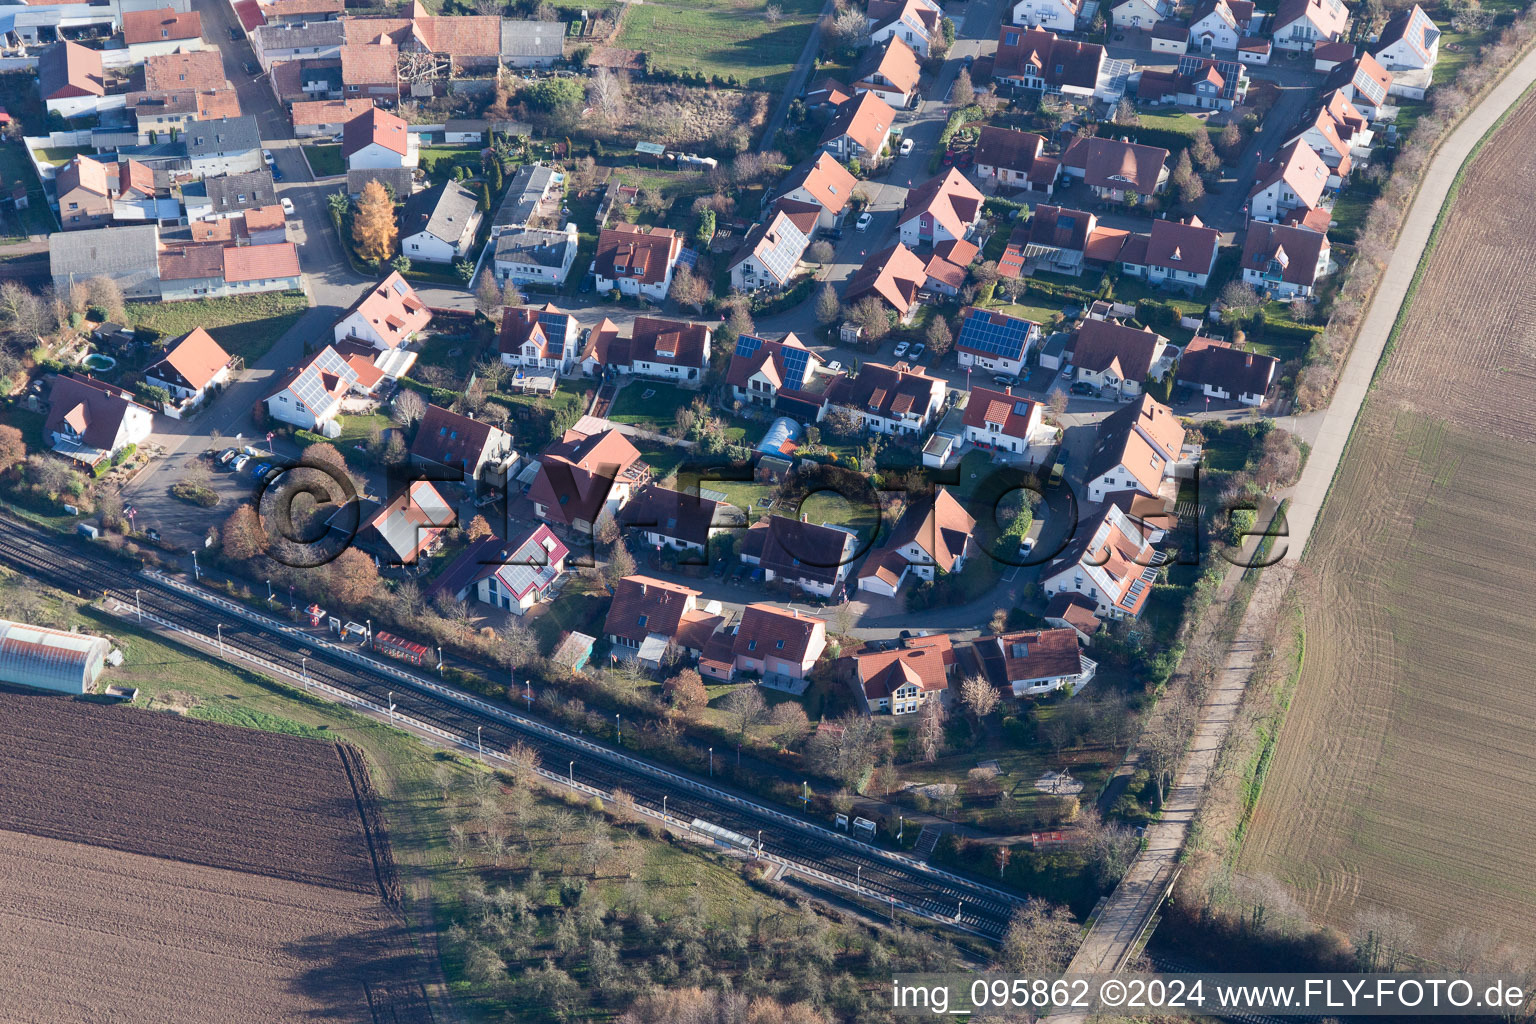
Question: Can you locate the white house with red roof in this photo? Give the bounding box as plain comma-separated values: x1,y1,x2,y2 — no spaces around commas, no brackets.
1248,138,1331,223
341,106,418,170
498,303,580,374
1011,0,1081,33
409,403,518,485
1117,216,1221,291
728,207,811,294
1374,4,1439,72
593,223,683,302
264,345,373,433
961,385,1048,454
473,524,570,615
853,36,923,109
847,633,953,715
777,153,858,230
1042,502,1163,619
868,0,943,56
898,168,984,248
713,604,827,684
333,272,432,351
629,316,712,386
1081,394,1186,503
1186,0,1254,52
143,327,233,414
972,628,1096,696
819,92,898,168
362,480,457,564
44,374,154,467
528,427,648,533
856,489,975,598
122,7,205,59
1272,0,1349,51
1241,221,1332,299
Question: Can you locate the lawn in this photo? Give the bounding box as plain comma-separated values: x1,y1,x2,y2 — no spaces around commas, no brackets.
416,146,486,173
0,144,56,236
301,144,344,177
606,379,697,430
32,145,91,167
334,412,392,445
126,292,310,364
981,298,1063,324
528,577,609,656
614,0,825,91
1130,109,1216,138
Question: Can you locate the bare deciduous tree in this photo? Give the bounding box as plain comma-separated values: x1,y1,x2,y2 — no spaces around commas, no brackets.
959,675,1001,720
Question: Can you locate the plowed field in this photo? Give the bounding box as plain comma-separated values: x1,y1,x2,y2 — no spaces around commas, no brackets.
0,688,433,1023
1238,94,1536,949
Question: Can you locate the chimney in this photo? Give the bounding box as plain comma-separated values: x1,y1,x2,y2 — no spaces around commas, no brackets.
640,581,647,596
792,608,799,618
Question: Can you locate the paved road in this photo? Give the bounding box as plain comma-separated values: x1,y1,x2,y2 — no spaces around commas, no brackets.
1050,43,1536,1000
758,0,839,155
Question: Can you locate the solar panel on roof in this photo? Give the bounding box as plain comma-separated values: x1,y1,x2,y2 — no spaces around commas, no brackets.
676,247,699,268
781,346,810,391
735,334,765,359
958,308,1033,360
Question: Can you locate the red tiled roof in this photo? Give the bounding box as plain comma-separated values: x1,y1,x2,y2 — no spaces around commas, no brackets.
977,629,1085,686
962,384,1040,440
1141,216,1219,273
594,223,682,287
851,633,952,701
603,575,700,645
629,316,710,369
1061,136,1169,197
45,374,148,450
244,204,286,232
528,428,645,527
149,327,230,390
1175,336,1278,399
340,43,399,87
158,243,226,281
779,152,857,215
901,167,984,240
819,91,896,157
196,89,242,120
144,50,225,91
122,7,202,44
343,105,409,158
339,271,431,348
222,242,300,282
408,403,510,472
844,243,927,316
733,604,825,664
292,98,372,126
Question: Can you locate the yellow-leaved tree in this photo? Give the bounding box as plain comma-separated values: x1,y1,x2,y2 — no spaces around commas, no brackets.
351,180,398,263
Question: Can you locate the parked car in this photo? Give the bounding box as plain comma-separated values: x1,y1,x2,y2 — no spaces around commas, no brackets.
231,455,250,472
217,447,238,466
280,197,295,214
1019,536,1036,556
893,340,910,358
712,560,727,578
907,342,926,361
269,164,283,181
823,228,843,241
856,211,873,232
1060,363,1074,378
826,360,843,372
1070,382,1096,396
229,26,241,40
243,61,257,75
262,149,274,164
899,137,915,156
252,462,273,478
992,373,1018,387
963,53,975,67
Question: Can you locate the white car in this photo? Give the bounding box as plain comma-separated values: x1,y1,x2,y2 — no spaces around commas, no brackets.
262,148,275,164
893,340,910,358
826,360,843,373
899,137,915,156
856,211,873,232
1019,536,1036,556
280,197,295,215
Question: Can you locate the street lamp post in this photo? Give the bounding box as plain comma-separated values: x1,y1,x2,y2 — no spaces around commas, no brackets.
569,760,574,785
388,691,394,722
216,622,223,655
757,829,763,854
477,725,482,755
191,551,200,581
662,794,667,821
366,619,372,648
134,589,141,622
709,747,713,777
266,579,273,604
615,713,620,744
524,679,531,710
898,815,904,842
802,781,809,810
301,655,308,687
856,865,861,891
437,647,443,677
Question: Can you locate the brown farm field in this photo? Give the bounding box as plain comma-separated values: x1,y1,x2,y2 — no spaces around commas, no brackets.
1238,95,1536,951
0,688,431,1024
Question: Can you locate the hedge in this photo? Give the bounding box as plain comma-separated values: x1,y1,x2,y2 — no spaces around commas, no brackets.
749,276,816,316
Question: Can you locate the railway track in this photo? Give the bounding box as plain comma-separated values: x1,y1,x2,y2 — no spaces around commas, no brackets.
0,519,1025,938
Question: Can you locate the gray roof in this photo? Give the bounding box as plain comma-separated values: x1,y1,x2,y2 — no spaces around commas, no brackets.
492,162,558,229
499,19,564,57
348,166,415,198
493,226,575,269
50,224,160,279
255,19,345,48
198,168,277,213
402,180,480,245
185,116,262,157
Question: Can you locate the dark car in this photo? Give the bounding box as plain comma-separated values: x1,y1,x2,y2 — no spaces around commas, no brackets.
712,560,727,578
963,53,975,67
243,60,257,75
823,228,843,241
269,164,283,181
229,26,241,40
992,373,1019,387
1070,382,1096,396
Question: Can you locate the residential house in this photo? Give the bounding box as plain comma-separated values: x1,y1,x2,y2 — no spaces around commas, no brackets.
1312,39,1356,71
726,332,826,409
261,0,345,28
805,77,855,110
1248,138,1331,223
333,271,431,351
1000,204,1097,277
128,88,241,142
853,36,922,109
342,106,418,170
1012,0,1082,32
1118,216,1221,291
776,152,858,230
400,181,481,262
156,244,226,300
1272,0,1349,52
186,116,265,177
973,126,1057,194
1175,336,1278,406
492,223,579,288
843,243,928,320
361,480,457,564
291,97,373,137
955,306,1040,376
603,575,722,668
627,316,711,386
1060,135,1169,202
44,374,154,467
740,515,858,599
712,605,827,684
993,27,1108,101
848,633,953,715
122,7,203,58
819,91,897,169
1289,89,1372,185
618,484,731,559
1110,0,1170,29
1240,220,1332,299
1044,591,1103,643
728,207,811,293
143,327,232,409
408,402,517,485
592,223,683,302
922,238,978,297
263,345,371,432
1373,4,1439,71
432,525,570,614
50,224,161,300
1081,393,1185,503
528,427,648,533
856,489,976,598
55,156,155,231
491,162,561,233
898,168,985,248
182,168,277,221
868,0,942,56
575,318,627,377
39,41,105,120
1237,36,1272,64
499,19,566,67
972,628,1095,697
1042,501,1163,618
1136,55,1249,109
1151,20,1191,54
960,383,1048,453
498,302,580,374
821,360,946,435
1321,52,1393,119
1186,0,1254,52
144,49,226,92
1071,317,1171,398
252,19,344,67
338,44,400,100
